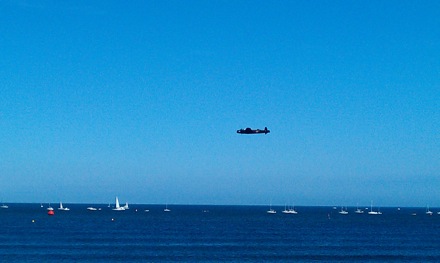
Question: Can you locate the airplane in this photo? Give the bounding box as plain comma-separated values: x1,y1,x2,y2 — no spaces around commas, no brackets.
237,127,270,134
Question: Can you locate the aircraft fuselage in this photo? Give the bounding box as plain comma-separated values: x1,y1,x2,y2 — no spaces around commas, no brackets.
237,127,270,134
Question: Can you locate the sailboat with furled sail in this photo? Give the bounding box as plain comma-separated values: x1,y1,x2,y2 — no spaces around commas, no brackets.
267,202,276,214
0,200,8,209
355,203,364,214
426,205,433,215
368,201,381,215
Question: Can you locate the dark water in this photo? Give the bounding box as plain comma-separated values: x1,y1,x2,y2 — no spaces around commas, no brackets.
1,204,440,262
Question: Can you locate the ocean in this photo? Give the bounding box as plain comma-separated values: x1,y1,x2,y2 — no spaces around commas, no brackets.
1,204,440,262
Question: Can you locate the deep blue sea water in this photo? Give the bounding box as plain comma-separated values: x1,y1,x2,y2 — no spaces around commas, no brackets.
1,204,440,262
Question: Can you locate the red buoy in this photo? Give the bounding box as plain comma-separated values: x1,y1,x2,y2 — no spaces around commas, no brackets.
48,210,54,216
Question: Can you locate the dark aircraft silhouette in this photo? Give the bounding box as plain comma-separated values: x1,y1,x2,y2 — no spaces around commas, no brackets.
237,127,270,134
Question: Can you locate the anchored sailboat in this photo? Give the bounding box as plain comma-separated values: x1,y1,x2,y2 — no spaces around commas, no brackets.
58,202,70,211
368,201,381,215
426,205,433,215
339,207,348,215
355,204,364,214
267,203,276,214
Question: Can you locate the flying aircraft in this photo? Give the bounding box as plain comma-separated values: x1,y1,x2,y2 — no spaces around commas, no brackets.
237,127,270,134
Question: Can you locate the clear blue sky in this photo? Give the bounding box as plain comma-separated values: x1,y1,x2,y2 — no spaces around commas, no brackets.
1,1,439,207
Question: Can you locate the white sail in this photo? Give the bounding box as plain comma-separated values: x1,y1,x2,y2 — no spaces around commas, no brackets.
115,197,120,208
58,202,70,211
113,196,125,211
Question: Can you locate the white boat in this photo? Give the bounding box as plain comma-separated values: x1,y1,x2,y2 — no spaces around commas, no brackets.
112,197,125,211
58,202,70,211
87,207,97,211
287,204,298,214
123,202,129,210
355,204,364,214
47,204,54,211
282,203,298,214
288,207,298,214
267,203,276,214
0,204,8,209
368,201,381,215
339,207,348,215
164,204,171,212
426,205,433,215
355,208,364,214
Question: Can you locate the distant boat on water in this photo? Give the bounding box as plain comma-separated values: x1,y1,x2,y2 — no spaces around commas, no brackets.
164,204,171,212
282,203,298,214
288,204,298,214
0,204,8,209
87,207,97,211
58,202,70,211
368,201,381,215
426,205,433,215
267,203,276,214
112,197,125,211
355,204,364,214
355,208,364,214
47,204,54,211
339,207,348,215
288,207,298,214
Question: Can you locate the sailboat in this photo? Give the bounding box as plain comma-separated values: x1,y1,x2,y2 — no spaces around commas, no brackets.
355,204,364,214
123,202,129,210
267,203,276,214
112,197,125,211
426,205,433,215
282,202,298,214
164,204,171,212
47,204,54,211
58,202,70,211
288,205,298,214
339,207,348,215
368,201,381,215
